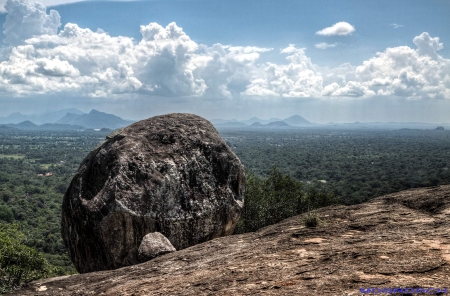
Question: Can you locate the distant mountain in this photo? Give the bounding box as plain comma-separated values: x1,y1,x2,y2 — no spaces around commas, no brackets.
250,121,294,129
240,117,262,125
214,122,248,128
0,108,85,124
241,117,283,125
4,121,84,131
57,109,134,129
250,122,263,127
282,115,311,126
15,121,38,129
267,121,290,127
209,118,238,125
34,108,85,124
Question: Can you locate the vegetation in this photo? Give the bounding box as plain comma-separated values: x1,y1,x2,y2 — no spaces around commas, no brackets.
0,223,50,294
234,167,338,233
303,211,320,228
0,127,450,283
222,128,450,205
0,129,110,276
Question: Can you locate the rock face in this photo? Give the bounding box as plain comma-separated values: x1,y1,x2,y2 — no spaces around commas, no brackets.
138,232,176,262
16,185,450,295
61,113,245,273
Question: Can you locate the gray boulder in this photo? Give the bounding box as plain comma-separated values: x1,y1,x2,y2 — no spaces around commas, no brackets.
138,232,176,262
61,113,245,273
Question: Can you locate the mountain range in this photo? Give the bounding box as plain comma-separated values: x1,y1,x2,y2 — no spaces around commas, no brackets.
211,115,312,128
56,109,134,129
1,109,449,131
0,108,85,125
0,109,134,130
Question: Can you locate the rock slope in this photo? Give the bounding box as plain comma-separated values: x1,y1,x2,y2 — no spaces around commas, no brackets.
13,185,450,295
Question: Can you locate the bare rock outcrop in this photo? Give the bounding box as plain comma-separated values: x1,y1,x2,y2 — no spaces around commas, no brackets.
15,185,450,295
61,113,245,273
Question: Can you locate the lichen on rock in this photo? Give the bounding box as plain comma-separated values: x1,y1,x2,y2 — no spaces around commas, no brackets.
61,113,245,273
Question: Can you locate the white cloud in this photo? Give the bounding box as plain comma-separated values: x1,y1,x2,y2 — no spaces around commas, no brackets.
3,0,60,45
316,22,355,36
390,23,404,29
0,0,130,13
0,0,448,101
323,32,450,99
413,32,443,60
315,42,337,49
243,46,323,98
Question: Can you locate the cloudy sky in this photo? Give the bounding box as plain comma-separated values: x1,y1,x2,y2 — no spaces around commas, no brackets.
0,0,449,123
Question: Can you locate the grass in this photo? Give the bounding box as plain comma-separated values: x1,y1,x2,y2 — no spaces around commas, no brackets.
40,164,53,169
303,211,320,228
0,154,24,159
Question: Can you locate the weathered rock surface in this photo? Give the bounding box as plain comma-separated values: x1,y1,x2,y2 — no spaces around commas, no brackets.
138,232,176,262
13,185,450,295
61,113,245,273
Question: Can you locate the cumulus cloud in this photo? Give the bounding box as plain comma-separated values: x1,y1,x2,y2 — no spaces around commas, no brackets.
243,45,323,98
3,0,60,45
316,22,355,36
323,32,450,99
315,42,337,49
0,0,107,13
0,0,449,101
413,32,443,60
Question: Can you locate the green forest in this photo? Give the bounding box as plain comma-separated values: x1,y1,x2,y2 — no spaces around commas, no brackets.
1,127,450,292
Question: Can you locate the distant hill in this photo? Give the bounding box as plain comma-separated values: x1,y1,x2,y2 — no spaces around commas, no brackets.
214,122,248,128
241,117,283,125
267,121,290,127
57,109,134,129
250,121,294,129
0,108,85,124
250,122,263,127
15,120,38,129
4,121,84,131
282,115,311,126
209,118,238,125
211,115,309,126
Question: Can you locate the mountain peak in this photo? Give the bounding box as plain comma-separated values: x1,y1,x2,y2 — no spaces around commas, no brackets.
283,115,311,126
57,109,133,129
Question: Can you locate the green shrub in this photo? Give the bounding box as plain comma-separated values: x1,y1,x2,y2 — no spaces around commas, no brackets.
303,211,319,228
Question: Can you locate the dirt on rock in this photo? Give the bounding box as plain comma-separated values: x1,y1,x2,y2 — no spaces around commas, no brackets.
11,185,450,295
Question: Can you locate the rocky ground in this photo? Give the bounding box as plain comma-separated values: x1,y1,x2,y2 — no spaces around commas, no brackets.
10,185,450,295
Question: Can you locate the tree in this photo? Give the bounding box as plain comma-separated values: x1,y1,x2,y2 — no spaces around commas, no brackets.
0,223,50,293
0,206,13,223
234,167,338,234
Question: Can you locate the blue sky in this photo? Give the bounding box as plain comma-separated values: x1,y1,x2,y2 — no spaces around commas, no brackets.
0,0,449,123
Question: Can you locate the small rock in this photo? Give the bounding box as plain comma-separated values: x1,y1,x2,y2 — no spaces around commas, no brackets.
138,232,176,262
36,286,47,292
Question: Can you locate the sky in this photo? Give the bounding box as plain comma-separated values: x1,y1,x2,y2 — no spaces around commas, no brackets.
0,0,449,123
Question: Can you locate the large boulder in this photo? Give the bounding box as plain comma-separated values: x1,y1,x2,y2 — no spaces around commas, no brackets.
61,113,245,273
